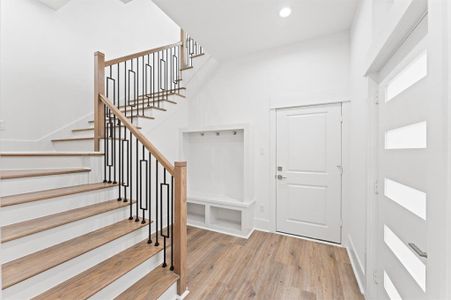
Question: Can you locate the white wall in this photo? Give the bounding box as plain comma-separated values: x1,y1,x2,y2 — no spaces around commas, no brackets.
0,0,179,148
342,0,373,294
185,31,350,229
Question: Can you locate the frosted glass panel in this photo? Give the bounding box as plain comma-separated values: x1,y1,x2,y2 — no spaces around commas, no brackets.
384,271,403,300
386,50,427,102
384,225,426,291
384,178,426,220
385,121,427,149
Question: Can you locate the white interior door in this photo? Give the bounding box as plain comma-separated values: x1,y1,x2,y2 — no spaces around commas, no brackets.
375,15,442,299
276,104,342,243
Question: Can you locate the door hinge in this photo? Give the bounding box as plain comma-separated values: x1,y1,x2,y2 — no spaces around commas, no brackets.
336,165,343,175
374,180,379,195
373,270,380,285
375,95,380,105
340,116,343,124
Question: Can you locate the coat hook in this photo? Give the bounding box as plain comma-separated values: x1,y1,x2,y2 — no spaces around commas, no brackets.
233,131,237,135
216,132,220,136
200,132,204,136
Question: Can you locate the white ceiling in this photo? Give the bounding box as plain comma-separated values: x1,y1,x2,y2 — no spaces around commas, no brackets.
38,0,134,10
153,0,359,59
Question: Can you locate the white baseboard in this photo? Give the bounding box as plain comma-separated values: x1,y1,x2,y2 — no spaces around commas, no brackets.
253,217,271,231
187,222,255,239
346,234,366,295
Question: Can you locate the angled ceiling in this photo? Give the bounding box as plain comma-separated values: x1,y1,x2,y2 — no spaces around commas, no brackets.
153,0,359,59
38,0,134,10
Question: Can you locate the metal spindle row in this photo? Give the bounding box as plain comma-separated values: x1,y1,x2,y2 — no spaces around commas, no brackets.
102,105,174,271
184,34,205,68
102,46,184,272
99,37,204,272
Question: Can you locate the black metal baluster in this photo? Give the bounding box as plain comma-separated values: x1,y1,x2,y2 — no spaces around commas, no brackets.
103,103,107,183
155,161,159,246
141,145,147,224
129,129,133,220
148,152,152,244
135,136,139,222
170,175,174,270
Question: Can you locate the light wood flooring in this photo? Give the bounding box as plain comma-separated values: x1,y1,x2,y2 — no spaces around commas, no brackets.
186,227,363,300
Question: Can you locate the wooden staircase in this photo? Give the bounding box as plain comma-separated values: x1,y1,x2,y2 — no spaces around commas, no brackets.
0,30,201,299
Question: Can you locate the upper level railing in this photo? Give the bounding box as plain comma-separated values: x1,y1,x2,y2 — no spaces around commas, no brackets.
92,29,203,296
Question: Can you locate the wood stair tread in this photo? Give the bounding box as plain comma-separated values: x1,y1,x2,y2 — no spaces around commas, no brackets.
32,240,163,300
1,199,131,243
180,66,193,71
0,182,116,207
0,168,91,180
51,137,125,142
191,53,205,58
2,219,147,289
72,126,141,132
115,265,179,300
0,152,103,157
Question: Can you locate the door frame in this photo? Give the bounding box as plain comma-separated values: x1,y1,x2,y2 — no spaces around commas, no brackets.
267,100,348,243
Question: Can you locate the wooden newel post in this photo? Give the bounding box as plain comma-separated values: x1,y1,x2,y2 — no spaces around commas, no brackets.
180,29,186,69
94,51,105,152
174,161,187,296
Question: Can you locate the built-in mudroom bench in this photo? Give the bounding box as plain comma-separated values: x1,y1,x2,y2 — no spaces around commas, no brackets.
180,125,255,238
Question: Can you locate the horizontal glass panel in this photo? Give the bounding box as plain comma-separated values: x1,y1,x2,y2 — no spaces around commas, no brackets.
384,225,426,291
384,178,426,220
386,50,427,102
384,271,403,300
385,121,427,149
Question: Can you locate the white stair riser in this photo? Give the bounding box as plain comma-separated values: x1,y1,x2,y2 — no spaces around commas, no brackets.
160,282,179,300
0,156,103,169
2,226,159,299
0,188,118,226
90,251,165,299
1,204,139,263
71,130,94,137
1,172,94,197
52,140,95,151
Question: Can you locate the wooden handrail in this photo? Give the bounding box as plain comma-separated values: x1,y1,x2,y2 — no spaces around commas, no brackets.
104,42,182,67
98,94,175,175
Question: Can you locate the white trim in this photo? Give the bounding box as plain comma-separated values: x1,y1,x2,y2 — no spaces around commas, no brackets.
365,0,428,75
0,111,93,144
275,230,344,248
187,223,255,239
253,218,270,232
346,234,366,295
176,289,190,300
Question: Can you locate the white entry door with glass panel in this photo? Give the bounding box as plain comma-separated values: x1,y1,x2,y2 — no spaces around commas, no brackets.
377,18,431,300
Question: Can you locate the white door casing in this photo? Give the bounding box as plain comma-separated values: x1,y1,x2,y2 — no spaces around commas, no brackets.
276,103,342,243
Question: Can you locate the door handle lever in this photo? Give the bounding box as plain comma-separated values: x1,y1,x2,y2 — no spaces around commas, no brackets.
277,175,287,180
408,243,428,258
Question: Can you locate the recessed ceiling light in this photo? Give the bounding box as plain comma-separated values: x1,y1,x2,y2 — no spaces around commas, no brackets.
279,7,292,18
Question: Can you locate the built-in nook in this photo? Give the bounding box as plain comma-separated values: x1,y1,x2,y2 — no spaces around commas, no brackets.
181,126,255,237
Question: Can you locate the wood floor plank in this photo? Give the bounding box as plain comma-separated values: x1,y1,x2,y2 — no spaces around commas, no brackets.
0,168,91,180
114,266,179,300
2,219,146,289
185,227,364,300
1,182,116,207
32,240,163,300
1,199,131,243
